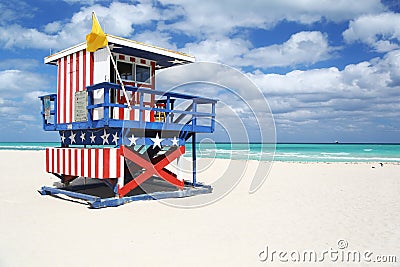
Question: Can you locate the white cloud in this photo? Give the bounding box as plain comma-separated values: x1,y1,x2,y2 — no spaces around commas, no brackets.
184,37,252,64
184,31,335,68
242,31,334,68
24,91,50,102
133,30,178,51
155,57,399,142
377,49,400,86
0,1,164,51
159,0,385,37
0,106,19,115
62,0,103,4
0,70,49,97
44,21,63,34
343,12,400,52
0,0,397,142
0,0,386,53
0,1,35,25
0,59,40,70
0,68,50,133
0,24,61,49
247,51,400,137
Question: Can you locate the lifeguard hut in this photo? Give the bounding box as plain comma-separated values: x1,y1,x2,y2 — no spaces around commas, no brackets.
38,17,217,208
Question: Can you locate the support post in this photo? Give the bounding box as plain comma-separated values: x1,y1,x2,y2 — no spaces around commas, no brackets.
211,102,216,131
192,133,197,186
53,95,57,126
166,96,170,125
139,92,144,128
87,90,93,128
104,86,110,125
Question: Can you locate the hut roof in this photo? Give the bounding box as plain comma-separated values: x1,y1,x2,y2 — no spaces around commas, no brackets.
44,34,195,69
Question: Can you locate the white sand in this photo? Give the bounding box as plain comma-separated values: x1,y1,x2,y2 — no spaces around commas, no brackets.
0,150,399,266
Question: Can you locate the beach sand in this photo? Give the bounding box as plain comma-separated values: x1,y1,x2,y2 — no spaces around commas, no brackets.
0,150,399,266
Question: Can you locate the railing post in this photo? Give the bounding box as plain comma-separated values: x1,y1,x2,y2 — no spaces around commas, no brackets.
192,99,197,132
139,91,144,128
166,96,170,125
211,102,216,131
53,95,57,127
40,97,45,129
192,133,197,186
87,89,93,128
104,86,110,126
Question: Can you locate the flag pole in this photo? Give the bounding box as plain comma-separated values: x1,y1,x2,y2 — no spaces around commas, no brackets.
92,11,132,111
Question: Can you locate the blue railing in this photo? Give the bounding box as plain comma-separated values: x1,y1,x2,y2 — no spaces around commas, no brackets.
39,82,217,133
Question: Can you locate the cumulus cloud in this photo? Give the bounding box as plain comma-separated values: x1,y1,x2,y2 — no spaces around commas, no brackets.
0,59,40,70
242,31,334,68
0,24,60,49
133,30,178,51
247,51,400,138
0,70,49,97
159,0,385,37
184,31,335,69
44,21,63,34
0,0,398,142
0,1,35,25
0,68,50,138
183,37,252,65
0,1,164,51
156,55,399,141
0,0,386,52
343,12,400,52
62,0,104,4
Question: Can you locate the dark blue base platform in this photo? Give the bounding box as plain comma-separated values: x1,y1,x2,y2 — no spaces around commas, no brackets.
39,178,212,209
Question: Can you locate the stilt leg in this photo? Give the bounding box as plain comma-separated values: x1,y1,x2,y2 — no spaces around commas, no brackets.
192,133,197,186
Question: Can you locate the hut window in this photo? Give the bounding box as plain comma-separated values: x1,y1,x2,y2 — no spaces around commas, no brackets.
136,65,150,83
118,61,133,81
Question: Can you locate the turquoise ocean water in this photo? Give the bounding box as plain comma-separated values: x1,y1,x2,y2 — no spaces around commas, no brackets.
0,142,399,163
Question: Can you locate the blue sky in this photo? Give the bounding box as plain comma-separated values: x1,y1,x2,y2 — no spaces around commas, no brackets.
0,0,399,143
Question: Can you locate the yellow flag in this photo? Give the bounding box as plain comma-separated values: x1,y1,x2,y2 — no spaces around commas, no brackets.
86,12,108,52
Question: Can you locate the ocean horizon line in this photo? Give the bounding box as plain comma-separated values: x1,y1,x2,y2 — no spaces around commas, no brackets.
0,141,399,145
0,142,399,163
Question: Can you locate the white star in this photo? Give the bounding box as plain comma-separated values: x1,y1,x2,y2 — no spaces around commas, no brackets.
171,136,179,146
128,134,138,146
69,131,76,144
80,131,86,142
112,132,120,145
101,129,110,145
150,133,164,149
60,132,66,143
168,59,185,65
90,132,96,143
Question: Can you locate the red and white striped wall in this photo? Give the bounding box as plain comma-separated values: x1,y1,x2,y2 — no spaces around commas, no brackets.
56,49,157,124
46,147,124,179
57,50,94,124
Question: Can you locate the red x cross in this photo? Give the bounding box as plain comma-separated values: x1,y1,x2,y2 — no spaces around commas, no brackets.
118,145,185,197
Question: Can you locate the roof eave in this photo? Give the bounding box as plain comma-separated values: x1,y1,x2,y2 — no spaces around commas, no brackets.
44,42,86,65
107,35,195,63
44,35,195,65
